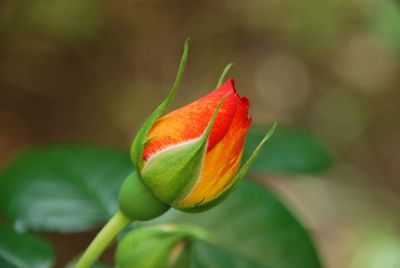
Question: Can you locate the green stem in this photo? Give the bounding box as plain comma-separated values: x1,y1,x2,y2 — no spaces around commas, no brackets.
75,211,132,268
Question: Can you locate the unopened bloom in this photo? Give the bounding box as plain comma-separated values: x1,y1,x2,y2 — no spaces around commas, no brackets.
78,40,275,268
116,224,210,268
140,79,251,211
118,39,275,219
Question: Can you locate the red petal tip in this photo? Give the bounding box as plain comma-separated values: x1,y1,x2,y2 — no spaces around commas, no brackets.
226,78,235,89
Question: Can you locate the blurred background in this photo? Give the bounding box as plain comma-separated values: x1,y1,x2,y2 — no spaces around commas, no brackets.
0,0,400,267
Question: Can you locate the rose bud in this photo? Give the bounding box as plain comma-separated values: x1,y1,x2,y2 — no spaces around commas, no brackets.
76,39,276,268
141,79,251,209
118,39,276,220
116,224,210,268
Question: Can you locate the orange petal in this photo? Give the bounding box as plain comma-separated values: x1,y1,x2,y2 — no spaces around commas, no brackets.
178,94,251,206
143,79,238,160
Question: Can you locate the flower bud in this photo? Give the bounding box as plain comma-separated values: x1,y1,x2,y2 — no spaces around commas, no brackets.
119,39,276,219
116,225,210,268
137,79,252,212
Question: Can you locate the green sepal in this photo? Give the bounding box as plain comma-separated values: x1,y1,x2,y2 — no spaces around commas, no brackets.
116,224,211,268
118,171,170,221
141,139,206,205
141,96,228,205
131,38,190,171
216,63,234,88
177,122,277,212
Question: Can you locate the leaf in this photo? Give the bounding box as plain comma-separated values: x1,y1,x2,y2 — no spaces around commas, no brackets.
244,127,332,174
0,225,54,268
149,180,321,268
192,242,266,268
0,145,320,267
0,145,133,232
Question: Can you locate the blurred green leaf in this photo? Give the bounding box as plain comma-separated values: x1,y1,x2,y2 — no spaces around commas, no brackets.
0,225,54,268
150,180,321,268
0,145,133,232
192,242,266,268
244,127,331,174
0,145,321,267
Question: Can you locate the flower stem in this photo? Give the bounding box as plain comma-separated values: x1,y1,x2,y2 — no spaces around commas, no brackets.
75,211,132,268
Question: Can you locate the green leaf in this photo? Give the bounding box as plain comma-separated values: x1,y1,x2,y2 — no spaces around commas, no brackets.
0,225,54,268
149,180,321,268
0,145,133,232
192,242,266,268
244,127,332,174
0,145,320,267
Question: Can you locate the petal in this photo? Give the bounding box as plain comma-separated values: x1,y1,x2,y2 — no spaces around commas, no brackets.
177,94,251,206
143,79,238,160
